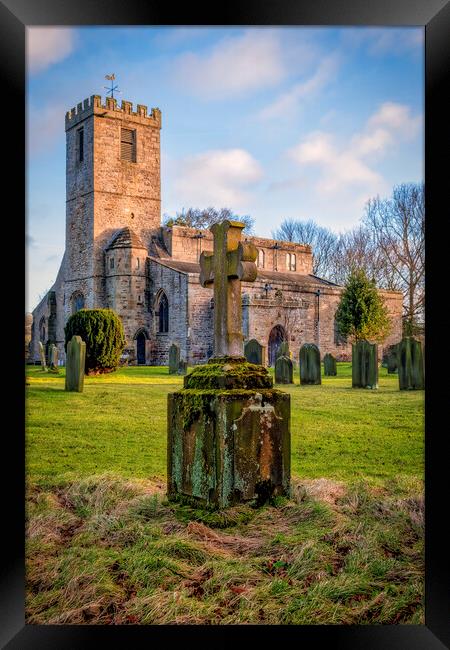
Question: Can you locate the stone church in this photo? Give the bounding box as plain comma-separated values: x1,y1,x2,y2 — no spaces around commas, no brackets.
30,95,403,366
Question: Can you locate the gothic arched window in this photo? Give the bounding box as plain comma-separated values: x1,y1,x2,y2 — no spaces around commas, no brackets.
71,292,85,314
157,292,169,333
39,317,46,343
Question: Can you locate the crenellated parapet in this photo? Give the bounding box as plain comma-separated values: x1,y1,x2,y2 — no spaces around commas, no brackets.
65,95,162,130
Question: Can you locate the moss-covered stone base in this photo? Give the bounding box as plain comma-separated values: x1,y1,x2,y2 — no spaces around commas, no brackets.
167,385,290,509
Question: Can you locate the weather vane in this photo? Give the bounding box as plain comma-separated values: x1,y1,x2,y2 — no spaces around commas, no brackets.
104,74,120,99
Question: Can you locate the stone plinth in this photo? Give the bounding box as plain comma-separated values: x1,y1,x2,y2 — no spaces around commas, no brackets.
167,358,290,509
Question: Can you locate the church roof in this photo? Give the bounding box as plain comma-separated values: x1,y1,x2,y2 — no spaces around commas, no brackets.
105,227,146,250
149,258,341,288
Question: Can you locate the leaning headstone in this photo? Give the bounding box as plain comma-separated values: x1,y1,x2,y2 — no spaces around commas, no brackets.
276,341,290,361
177,359,188,375
244,338,265,365
386,343,398,374
299,343,321,385
168,220,290,509
275,355,293,384
398,337,424,390
38,341,47,372
323,353,337,376
352,340,378,389
168,343,180,374
65,335,86,392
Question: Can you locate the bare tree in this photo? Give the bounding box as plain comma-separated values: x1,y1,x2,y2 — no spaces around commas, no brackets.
363,183,425,334
163,207,254,233
272,219,338,278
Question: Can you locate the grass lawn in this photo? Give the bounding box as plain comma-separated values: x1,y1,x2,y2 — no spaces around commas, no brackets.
25,363,424,625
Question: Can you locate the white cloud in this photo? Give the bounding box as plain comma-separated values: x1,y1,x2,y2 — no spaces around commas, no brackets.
341,27,424,57
172,30,286,99
27,102,66,155
288,102,422,197
259,54,340,120
27,27,77,74
171,148,263,207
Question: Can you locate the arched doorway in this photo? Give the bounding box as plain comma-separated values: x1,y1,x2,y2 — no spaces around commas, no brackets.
136,331,147,365
268,325,287,366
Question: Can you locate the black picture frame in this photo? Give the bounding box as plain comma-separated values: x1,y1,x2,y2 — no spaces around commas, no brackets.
3,0,449,646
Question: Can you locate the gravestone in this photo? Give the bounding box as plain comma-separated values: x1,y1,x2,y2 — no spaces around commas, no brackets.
275,355,293,384
352,340,378,389
168,220,291,508
65,335,86,392
386,343,398,374
299,343,321,385
168,343,180,374
49,344,59,371
398,337,424,390
244,338,265,365
276,341,290,361
177,359,188,375
38,341,47,371
323,353,337,376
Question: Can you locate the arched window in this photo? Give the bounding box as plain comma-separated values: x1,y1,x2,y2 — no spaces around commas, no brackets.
257,249,265,268
71,292,85,314
157,292,169,333
39,317,46,343
286,253,296,271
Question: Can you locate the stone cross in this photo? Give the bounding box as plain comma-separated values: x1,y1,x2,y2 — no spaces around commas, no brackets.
200,221,257,357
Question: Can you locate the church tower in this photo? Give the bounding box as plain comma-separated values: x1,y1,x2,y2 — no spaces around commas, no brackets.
63,95,161,319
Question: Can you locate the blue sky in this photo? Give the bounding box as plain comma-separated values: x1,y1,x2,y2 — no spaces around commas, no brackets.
26,26,424,312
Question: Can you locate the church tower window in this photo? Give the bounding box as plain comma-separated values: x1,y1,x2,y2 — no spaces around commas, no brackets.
77,127,84,162
71,292,85,314
121,127,136,162
157,292,169,333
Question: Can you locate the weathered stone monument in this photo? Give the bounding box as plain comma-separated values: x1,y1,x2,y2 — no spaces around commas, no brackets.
177,359,188,375
38,342,47,371
385,343,398,374
65,335,86,392
352,340,378,389
398,337,424,390
168,343,181,374
323,352,337,376
276,341,290,362
244,338,266,366
167,221,291,508
48,343,59,372
275,356,294,384
299,343,321,385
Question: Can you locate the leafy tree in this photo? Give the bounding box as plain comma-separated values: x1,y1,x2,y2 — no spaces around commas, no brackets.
64,309,125,374
163,207,254,233
334,269,391,343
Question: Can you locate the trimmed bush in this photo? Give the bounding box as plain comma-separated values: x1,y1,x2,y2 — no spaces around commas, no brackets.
64,309,125,374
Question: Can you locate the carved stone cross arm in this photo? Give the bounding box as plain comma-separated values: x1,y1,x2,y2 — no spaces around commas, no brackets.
199,220,257,358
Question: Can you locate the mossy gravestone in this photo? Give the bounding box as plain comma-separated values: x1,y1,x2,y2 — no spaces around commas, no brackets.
299,343,321,385
386,343,399,374
352,340,378,389
276,341,290,362
65,335,86,392
275,356,293,384
48,344,59,372
398,337,424,390
168,221,290,509
168,343,180,374
244,338,264,365
177,359,188,375
323,353,337,376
